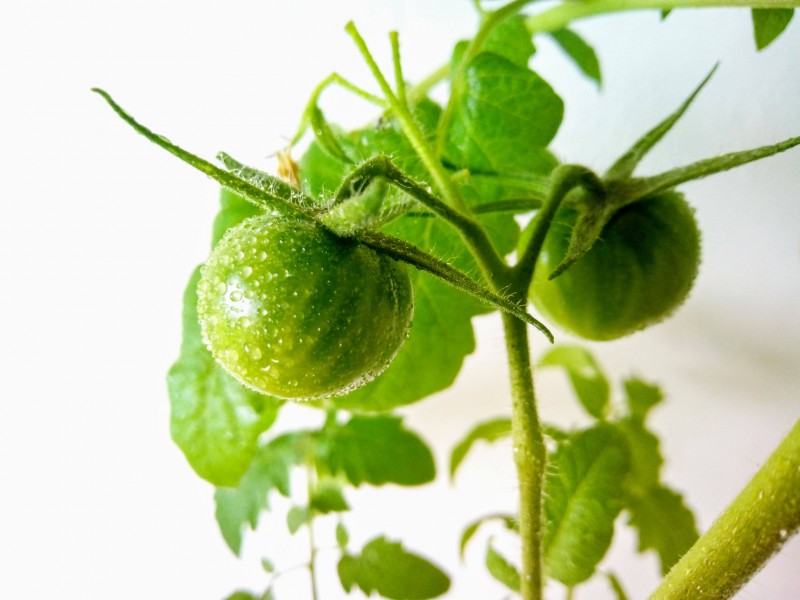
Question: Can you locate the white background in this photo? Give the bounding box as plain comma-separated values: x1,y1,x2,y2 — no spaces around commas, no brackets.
1,1,799,599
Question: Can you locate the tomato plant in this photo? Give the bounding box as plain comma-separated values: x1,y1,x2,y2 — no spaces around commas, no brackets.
527,191,701,341
198,211,414,400
94,1,800,599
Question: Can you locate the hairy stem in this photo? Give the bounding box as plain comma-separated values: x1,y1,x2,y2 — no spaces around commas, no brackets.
502,306,547,600
649,420,800,600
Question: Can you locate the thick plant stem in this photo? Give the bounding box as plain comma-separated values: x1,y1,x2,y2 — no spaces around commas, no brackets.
502,307,547,600
649,420,800,600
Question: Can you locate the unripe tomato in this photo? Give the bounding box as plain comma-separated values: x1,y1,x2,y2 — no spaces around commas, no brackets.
527,191,701,341
198,213,414,400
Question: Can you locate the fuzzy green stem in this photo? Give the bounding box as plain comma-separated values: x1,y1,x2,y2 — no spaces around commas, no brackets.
502,306,547,600
525,0,800,33
345,22,467,214
649,420,800,600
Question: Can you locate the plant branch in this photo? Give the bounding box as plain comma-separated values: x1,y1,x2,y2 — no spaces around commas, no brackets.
525,0,800,34
359,230,554,342
501,304,548,600
514,165,605,289
649,420,800,600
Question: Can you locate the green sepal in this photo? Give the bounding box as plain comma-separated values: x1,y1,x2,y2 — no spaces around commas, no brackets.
606,65,718,181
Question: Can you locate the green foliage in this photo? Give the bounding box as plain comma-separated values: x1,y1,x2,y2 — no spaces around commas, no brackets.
167,267,281,488
95,2,800,597
751,9,795,50
321,415,436,486
544,425,631,585
450,417,512,480
338,537,450,599
443,53,563,174
549,28,602,85
539,345,610,419
486,541,522,592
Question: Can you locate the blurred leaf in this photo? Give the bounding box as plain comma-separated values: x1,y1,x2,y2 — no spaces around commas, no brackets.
607,572,631,600
338,537,450,599
539,345,610,419
548,28,601,85
624,377,663,423
486,542,521,593
627,486,699,574
224,591,258,600
309,104,354,165
214,433,307,554
451,15,536,70
752,9,794,50
260,558,275,573
459,513,517,559
450,417,512,480
336,522,350,549
287,506,311,534
168,267,281,488
443,53,563,175
544,425,630,585
322,415,435,486
310,479,349,513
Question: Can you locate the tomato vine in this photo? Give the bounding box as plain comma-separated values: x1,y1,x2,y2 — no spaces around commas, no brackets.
95,1,800,599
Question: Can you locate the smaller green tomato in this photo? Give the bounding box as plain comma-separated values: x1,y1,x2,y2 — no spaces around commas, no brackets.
197,213,414,400
526,191,701,341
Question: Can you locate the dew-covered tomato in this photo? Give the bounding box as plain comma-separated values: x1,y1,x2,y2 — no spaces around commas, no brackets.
197,213,414,400
528,190,701,341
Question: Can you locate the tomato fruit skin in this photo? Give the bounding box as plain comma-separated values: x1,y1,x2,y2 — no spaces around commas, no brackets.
197,213,414,400
528,191,701,341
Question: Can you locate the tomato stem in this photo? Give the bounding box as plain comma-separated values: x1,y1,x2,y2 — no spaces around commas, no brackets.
502,303,547,600
649,420,800,600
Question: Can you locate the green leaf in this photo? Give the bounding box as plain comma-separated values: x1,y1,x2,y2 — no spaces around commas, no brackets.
452,15,536,71
616,418,663,493
661,9,672,19
224,591,258,600
539,346,610,419
443,53,563,175
752,9,794,50
548,28,602,85
212,188,264,246
167,267,281,487
287,506,311,534
336,522,350,548
606,572,631,600
624,377,663,423
309,104,355,165
338,537,450,599
544,425,630,585
214,433,307,555
459,513,517,559
260,558,275,573
486,542,521,593
450,417,512,480
321,415,435,486
310,479,349,513
626,486,699,574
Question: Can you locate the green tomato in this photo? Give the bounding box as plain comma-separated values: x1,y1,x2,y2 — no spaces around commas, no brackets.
197,213,414,400
527,190,701,341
